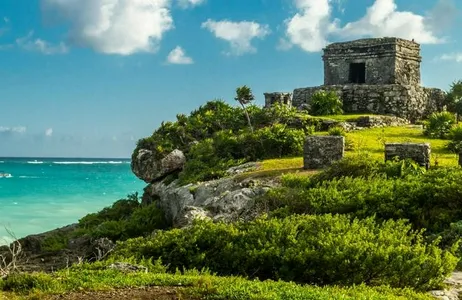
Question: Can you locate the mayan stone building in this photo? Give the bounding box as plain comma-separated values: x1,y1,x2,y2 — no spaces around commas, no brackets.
289,37,445,121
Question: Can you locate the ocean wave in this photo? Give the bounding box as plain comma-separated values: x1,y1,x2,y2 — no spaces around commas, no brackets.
18,176,39,179
27,161,44,164
52,161,129,165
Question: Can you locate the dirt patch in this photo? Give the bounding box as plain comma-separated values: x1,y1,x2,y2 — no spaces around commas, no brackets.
44,286,191,300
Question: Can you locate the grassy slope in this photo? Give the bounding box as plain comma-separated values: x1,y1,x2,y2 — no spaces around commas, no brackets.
1,267,433,300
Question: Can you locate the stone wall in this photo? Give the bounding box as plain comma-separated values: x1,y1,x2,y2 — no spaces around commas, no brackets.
292,84,445,121
304,136,344,169
385,143,431,169
322,37,421,86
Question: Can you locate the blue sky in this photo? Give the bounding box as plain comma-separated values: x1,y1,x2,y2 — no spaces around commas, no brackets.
0,0,460,158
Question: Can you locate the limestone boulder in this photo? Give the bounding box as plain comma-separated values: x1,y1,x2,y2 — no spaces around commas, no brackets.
132,149,186,183
142,165,278,227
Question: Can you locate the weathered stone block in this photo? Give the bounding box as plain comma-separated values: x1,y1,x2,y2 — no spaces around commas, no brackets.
304,136,344,169
385,143,431,169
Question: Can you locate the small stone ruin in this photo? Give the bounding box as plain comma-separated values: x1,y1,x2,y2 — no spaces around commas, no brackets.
266,37,446,121
264,92,292,108
304,136,345,169
385,143,431,169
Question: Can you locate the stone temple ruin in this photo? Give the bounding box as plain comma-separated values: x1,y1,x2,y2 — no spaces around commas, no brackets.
266,37,446,121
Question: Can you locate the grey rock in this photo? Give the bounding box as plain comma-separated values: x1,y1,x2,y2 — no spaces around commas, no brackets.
143,167,278,227
132,149,186,183
107,262,148,273
175,206,211,227
226,162,258,176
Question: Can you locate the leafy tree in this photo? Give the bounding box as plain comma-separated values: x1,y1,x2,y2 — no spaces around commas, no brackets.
235,85,255,132
446,80,462,114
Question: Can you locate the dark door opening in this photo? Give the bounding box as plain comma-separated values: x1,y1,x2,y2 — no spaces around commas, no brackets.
349,63,366,84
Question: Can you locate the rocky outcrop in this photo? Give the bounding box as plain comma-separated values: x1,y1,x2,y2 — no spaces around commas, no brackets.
430,272,462,300
142,170,278,227
132,149,186,183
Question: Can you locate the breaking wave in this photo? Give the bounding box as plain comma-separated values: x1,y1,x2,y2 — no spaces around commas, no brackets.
52,161,129,165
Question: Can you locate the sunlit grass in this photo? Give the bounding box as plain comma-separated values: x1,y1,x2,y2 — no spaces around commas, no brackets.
314,113,383,122
345,126,458,167
254,126,459,176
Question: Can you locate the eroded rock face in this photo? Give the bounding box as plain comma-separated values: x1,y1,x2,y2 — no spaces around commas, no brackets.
132,149,186,183
142,174,277,228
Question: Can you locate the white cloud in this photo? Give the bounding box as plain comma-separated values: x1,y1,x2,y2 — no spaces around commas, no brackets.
0,126,26,134
177,0,205,8
41,0,174,55
201,19,271,55
16,31,68,55
283,0,449,53
438,53,462,63
166,46,193,64
45,128,53,136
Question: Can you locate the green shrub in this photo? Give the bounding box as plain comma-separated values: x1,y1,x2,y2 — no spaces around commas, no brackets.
328,126,346,136
447,124,462,152
76,193,167,241
263,166,462,234
113,215,457,290
179,125,305,184
423,111,456,139
309,91,343,116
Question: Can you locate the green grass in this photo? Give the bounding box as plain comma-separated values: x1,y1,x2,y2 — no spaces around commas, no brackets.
313,113,382,122
345,126,458,167
246,126,458,178
0,265,434,300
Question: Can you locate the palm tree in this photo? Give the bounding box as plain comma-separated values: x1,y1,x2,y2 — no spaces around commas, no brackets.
234,85,255,132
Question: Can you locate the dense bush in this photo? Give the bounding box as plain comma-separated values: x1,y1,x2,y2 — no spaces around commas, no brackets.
309,91,343,116
423,111,456,139
113,214,457,290
178,124,305,183
261,163,462,234
447,124,462,152
77,193,167,241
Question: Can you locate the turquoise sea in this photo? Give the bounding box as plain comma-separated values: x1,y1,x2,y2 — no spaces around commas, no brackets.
0,157,145,243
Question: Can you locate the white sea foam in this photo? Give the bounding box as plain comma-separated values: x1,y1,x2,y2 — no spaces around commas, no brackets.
27,160,44,164
19,176,39,179
52,161,128,165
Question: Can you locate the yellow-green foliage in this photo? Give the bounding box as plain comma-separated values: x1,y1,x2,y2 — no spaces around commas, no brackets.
113,214,457,290
0,264,433,300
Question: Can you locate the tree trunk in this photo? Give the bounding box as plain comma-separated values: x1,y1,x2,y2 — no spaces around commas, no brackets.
240,102,254,133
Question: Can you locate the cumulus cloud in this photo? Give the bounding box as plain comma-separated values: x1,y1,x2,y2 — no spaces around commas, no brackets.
41,0,174,55
16,31,68,55
201,19,271,55
0,126,26,134
177,0,205,9
166,46,193,64
45,128,53,136
283,0,452,53
438,53,462,63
